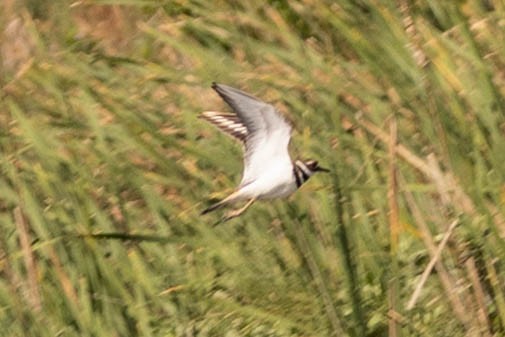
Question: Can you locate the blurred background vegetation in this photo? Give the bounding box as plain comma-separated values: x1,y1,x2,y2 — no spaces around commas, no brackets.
1,0,505,336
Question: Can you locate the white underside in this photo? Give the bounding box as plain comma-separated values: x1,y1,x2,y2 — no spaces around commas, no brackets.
236,157,297,200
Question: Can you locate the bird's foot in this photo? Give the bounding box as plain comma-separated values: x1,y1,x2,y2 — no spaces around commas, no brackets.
218,198,257,223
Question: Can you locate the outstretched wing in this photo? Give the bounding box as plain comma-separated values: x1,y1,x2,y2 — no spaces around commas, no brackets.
206,83,292,186
199,111,248,142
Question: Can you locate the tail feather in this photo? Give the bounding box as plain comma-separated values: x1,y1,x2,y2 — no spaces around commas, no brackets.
201,200,227,215
201,190,241,215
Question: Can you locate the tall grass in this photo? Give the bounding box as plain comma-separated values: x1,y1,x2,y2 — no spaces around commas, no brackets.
1,1,505,336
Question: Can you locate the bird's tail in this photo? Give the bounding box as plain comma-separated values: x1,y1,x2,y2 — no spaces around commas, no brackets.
201,191,241,215
201,200,227,215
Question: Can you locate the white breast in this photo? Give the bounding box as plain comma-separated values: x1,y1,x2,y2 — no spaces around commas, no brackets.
238,158,297,200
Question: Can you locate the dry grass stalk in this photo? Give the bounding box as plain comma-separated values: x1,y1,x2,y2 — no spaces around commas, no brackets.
406,219,458,310
388,117,400,337
48,247,78,306
358,116,481,329
388,117,399,253
397,0,428,67
14,206,41,312
464,257,491,336
357,115,474,216
401,175,471,326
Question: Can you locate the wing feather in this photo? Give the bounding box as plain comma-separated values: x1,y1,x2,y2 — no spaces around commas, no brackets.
204,83,293,186
200,111,248,142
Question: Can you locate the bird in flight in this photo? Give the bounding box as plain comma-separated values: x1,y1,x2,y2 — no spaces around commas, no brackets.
200,83,329,221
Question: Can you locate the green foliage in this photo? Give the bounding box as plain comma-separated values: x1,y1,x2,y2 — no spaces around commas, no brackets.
1,0,505,336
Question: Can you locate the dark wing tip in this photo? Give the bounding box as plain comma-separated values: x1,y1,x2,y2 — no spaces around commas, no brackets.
211,82,237,107
211,82,261,105
212,82,230,98
211,82,227,98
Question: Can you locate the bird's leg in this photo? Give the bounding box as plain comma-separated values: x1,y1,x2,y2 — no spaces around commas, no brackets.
222,198,256,222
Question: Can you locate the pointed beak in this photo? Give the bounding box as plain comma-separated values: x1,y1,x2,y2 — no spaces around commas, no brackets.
317,166,330,173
